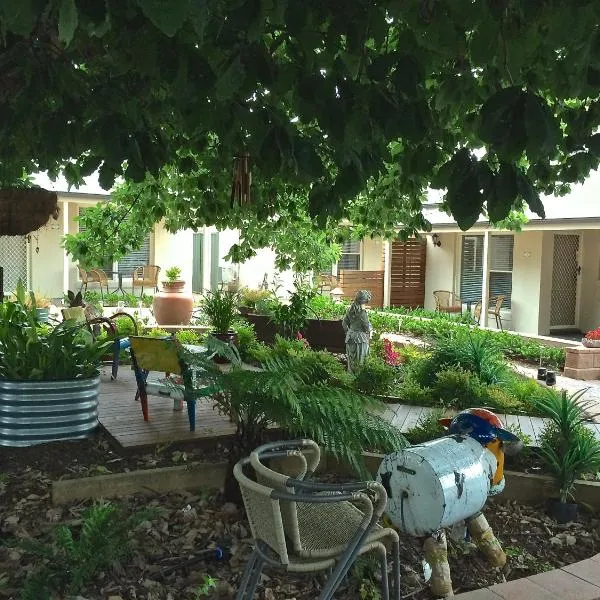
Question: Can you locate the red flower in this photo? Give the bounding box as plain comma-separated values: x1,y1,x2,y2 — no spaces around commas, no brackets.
585,327,600,340
383,339,401,366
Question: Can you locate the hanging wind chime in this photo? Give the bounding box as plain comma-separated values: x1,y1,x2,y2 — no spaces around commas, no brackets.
231,154,252,207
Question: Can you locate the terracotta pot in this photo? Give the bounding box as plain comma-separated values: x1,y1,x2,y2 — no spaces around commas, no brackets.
153,284,193,326
210,331,238,364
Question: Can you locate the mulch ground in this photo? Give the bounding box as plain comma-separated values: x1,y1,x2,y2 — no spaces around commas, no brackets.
0,430,599,599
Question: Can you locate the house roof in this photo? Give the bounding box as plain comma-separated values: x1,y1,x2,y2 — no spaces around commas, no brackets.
32,172,111,199
424,170,600,231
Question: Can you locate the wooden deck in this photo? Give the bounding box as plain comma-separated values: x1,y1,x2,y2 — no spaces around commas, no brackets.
98,367,235,448
99,367,600,450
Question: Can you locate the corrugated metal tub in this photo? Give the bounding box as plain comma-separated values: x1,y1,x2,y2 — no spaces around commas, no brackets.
0,377,100,447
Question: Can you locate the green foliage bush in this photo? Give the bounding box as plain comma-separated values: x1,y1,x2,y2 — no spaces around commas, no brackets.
353,356,400,396
272,334,311,357
295,350,353,387
83,290,153,309
393,378,435,406
308,295,347,320
175,329,203,345
432,368,490,410
404,408,447,444
20,502,154,600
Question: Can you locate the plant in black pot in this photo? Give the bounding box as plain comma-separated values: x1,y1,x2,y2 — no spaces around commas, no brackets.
0,281,112,446
534,388,600,523
201,288,240,362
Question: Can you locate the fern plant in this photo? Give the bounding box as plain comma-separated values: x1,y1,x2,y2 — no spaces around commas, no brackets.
20,502,153,600
176,339,408,500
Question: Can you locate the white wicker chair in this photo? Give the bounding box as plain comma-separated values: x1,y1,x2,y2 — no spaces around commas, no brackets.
234,439,401,600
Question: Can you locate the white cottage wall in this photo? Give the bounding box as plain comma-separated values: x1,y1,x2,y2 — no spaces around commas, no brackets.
423,233,458,312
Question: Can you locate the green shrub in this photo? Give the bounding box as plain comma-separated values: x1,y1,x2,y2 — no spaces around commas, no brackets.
433,368,490,409
272,333,310,357
484,385,526,414
20,502,154,600
394,378,436,406
246,341,275,364
146,328,170,338
369,312,401,335
295,350,352,387
175,330,202,345
353,356,400,396
404,408,447,444
308,295,347,320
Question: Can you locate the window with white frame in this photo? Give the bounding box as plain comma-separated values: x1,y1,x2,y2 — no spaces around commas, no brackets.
338,240,361,270
460,235,484,302
459,234,513,309
489,235,513,309
78,207,150,276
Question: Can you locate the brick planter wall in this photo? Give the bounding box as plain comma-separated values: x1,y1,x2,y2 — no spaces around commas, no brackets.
564,347,600,380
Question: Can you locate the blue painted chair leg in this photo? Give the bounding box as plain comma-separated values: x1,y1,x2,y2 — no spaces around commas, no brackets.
187,398,196,431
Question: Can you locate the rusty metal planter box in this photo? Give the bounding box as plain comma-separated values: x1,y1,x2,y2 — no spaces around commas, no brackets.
0,377,100,447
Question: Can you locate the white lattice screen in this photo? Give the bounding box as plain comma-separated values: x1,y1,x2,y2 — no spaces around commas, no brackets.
550,234,580,327
0,236,28,295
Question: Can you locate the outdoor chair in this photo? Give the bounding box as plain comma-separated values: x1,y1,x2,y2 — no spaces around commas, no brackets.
60,309,137,380
234,439,401,600
129,336,214,431
78,266,109,299
132,265,160,295
488,295,505,331
433,290,462,314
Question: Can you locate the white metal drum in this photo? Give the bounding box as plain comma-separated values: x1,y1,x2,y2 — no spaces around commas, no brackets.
378,435,497,537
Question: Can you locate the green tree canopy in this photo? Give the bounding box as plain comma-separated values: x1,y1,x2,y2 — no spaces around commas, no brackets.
2,0,600,238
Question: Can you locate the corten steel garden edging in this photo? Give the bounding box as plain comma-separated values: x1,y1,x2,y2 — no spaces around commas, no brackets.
0,376,100,447
51,451,600,509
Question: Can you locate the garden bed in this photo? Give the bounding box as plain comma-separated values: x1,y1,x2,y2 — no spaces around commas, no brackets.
1,434,599,599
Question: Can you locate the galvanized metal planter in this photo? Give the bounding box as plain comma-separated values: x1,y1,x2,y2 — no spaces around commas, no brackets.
0,377,100,447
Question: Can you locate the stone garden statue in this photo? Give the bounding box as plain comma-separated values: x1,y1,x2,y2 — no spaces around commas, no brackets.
342,289,372,372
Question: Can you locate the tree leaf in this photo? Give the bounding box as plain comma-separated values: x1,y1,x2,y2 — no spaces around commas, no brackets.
524,93,560,160
137,0,191,37
0,0,36,36
58,0,78,46
517,172,545,218
214,56,245,101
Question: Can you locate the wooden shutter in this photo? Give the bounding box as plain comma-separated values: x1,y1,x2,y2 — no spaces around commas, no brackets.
390,239,426,308
460,235,484,303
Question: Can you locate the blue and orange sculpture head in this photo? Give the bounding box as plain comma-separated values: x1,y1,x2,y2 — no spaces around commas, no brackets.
439,408,522,495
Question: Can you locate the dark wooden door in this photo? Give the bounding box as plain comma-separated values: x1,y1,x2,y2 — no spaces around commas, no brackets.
390,239,427,308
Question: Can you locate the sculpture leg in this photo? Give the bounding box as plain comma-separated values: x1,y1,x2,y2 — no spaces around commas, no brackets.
423,530,453,597
465,512,506,568
346,342,358,372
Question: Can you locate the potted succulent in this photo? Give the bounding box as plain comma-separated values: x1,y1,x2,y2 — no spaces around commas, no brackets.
153,266,193,326
534,389,600,523
201,288,240,362
582,327,600,348
0,281,111,446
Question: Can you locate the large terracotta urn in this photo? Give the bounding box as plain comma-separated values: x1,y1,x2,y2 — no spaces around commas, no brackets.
152,281,194,326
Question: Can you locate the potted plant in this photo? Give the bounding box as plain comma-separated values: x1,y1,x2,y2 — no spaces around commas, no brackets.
152,266,193,326
62,290,86,321
201,288,240,362
0,281,111,446
582,327,600,348
534,388,600,522
238,288,272,316
24,292,52,323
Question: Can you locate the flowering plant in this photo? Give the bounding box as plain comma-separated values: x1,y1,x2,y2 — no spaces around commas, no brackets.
584,327,600,340
383,339,402,366
296,331,310,348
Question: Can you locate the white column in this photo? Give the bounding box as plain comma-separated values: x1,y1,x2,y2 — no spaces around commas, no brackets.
201,226,211,291
481,231,490,327
62,200,70,294
383,240,391,307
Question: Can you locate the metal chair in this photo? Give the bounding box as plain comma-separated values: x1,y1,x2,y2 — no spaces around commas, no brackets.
433,290,463,314
132,265,160,295
234,439,401,600
60,309,137,380
488,295,506,331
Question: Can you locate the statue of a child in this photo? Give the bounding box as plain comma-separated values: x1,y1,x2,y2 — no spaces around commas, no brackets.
342,289,372,372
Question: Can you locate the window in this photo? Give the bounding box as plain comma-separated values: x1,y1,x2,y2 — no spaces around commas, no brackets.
78,207,150,276
459,234,513,309
460,235,484,302
77,208,113,273
489,235,513,309
338,240,361,270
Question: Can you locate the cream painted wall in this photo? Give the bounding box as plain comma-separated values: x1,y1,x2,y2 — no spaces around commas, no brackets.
153,224,194,292
361,238,384,270
538,232,554,335
29,220,64,297
579,229,600,334
510,231,543,335
424,233,458,311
